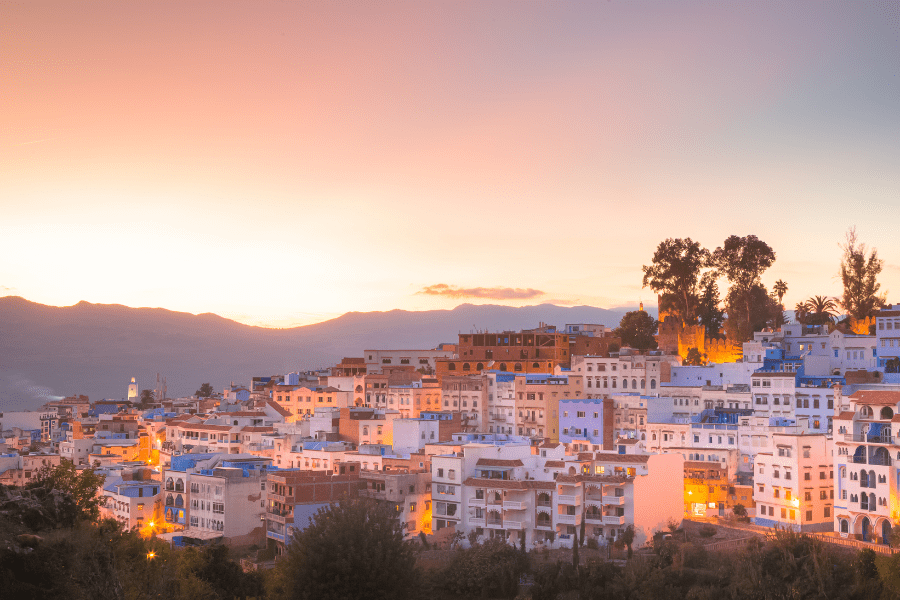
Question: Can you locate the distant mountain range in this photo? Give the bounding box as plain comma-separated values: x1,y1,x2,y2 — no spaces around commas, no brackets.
0,296,651,410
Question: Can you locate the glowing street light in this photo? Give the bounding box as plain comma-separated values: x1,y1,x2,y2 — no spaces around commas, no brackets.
147,551,156,560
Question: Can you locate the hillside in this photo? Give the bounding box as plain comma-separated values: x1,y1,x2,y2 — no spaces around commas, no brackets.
0,296,649,409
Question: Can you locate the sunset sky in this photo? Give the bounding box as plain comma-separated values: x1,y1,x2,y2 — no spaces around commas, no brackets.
2,1,899,327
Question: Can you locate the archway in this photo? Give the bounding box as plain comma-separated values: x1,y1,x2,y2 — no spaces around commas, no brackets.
882,407,894,420
862,517,871,542
883,520,892,545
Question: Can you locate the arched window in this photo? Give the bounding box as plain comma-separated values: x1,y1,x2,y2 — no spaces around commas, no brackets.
632,379,637,389
881,407,894,420
533,362,540,368
477,363,484,371
462,363,470,371
641,379,645,389
841,519,849,534
861,470,869,487
650,380,657,390
537,493,550,506
175,495,184,507
449,363,456,371
870,470,876,486
165,494,174,506
499,363,507,371
860,406,873,418
363,426,369,436
514,363,522,372
537,512,551,526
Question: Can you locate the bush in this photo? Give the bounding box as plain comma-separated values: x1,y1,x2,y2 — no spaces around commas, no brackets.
586,537,599,550
698,524,717,538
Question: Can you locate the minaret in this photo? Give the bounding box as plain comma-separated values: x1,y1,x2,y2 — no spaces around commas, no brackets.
127,377,138,401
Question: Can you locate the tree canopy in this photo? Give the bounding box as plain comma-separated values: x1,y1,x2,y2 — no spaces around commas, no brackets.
713,235,776,341
796,295,839,325
29,460,106,522
614,310,658,351
642,238,711,326
280,497,418,600
839,227,885,320
195,383,215,398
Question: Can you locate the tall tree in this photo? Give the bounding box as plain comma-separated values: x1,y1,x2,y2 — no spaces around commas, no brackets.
773,280,788,304
696,273,725,338
724,284,780,341
29,460,106,522
614,310,658,351
798,295,839,326
281,497,419,600
139,389,155,406
839,227,886,320
712,235,776,341
642,238,711,326
195,383,214,398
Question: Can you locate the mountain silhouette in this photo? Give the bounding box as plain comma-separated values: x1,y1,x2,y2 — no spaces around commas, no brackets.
0,296,649,410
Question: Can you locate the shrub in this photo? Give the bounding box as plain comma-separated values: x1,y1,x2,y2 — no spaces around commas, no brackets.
586,537,599,550
698,524,717,538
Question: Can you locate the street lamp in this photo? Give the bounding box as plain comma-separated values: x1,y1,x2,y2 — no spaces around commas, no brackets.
147,551,156,560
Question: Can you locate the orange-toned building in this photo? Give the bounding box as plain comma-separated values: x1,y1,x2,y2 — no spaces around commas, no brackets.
435,328,572,379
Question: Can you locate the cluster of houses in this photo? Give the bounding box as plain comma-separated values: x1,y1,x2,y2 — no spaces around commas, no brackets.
2,303,900,553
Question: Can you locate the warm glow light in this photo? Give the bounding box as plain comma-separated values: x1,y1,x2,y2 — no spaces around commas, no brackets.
792,499,800,508
148,521,154,528
687,491,692,495
147,551,155,560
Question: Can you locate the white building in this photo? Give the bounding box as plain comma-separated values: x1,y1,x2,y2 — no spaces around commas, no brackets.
752,432,833,532
364,348,457,375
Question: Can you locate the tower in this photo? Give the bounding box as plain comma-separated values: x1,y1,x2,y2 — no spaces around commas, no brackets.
127,377,138,401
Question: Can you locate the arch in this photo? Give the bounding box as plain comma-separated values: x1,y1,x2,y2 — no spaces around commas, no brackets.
883,520,892,545
166,477,174,490
536,512,551,526
175,478,184,492
165,494,174,506
477,363,484,371
862,517,871,542
462,363,470,371
861,470,869,487
640,379,645,389
355,385,363,393
882,407,894,420
533,362,540,369
870,493,876,511
537,492,551,506
174,495,184,508
853,446,866,464
840,519,849,534
641,433,646,440
499,363,507,372
632,379,637,389
860,406,874,418
449,363,456,371
487,509,502,525
492,491,502,503
870,470,876,487
585,505,601,519
650,380,657,390
568,466,577,475
872,447,890,466
514,363,523,372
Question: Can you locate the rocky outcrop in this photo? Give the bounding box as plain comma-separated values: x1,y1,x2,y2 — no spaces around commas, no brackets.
0,484,78,532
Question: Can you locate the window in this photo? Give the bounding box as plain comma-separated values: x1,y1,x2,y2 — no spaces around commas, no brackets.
437,468,444,478
804,472,811,481
824,506,831,518
409,502,416,513
806,510,813,521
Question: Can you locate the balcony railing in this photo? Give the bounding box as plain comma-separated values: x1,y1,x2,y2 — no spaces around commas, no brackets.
469,517,485,526
603,515,625,525
557,514,577,524
584,514,603,524
845,434,896,444
486,519,504,528
537,500,552,507
557,494,580,505
602,495,625,505
504,520,522,530
503,501,526,510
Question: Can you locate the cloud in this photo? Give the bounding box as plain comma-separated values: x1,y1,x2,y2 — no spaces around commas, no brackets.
418,284,545,300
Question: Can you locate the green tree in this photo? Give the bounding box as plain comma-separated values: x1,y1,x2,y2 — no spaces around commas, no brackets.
797,295,839,326
622,524,635,559
839,227,886,320
139,389,155,406
732,503,748,519
696,274,725,338
280,497,418,600
642,238,711,326
724,284,780,342
684,347,704,366
712,235,777,341
773,279,788,305
614,310,658,351
29,460,106,522
195,383,214,398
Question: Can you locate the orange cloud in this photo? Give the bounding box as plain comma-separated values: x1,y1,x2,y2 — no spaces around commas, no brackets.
418,284,544,300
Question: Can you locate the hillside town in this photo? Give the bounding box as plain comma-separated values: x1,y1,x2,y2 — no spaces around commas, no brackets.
4,297,900,561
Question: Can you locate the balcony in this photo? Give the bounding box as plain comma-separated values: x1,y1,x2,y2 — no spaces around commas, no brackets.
602,495,625,505
537,500,552,508
557,514,578,524
584,514,603,524
485,519,504,529
845,433,896,444
503,500,526,510
557,494,580,505
469,517,485,526
603,515,625,525
504,520,522,530
535,521,553,530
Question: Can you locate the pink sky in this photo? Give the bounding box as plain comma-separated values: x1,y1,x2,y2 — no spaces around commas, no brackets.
2,2,898,327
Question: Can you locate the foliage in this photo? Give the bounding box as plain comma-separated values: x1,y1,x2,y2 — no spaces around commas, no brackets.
724,284,781,342
614,310,659,351
684,347,704,366
773,279,788,304
732,503,748,519
696,274,725,338
195,383,215,397
621,524,635,559
29,460,106,522
713,235,776,341
697,524,717,538
887,358,900,374
839,227,886,320
280,497,418,600
139,389,155,406
642,238,712,326
795,295,839,325
441,537,527,599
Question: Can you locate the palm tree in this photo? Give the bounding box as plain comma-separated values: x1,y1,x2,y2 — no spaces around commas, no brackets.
801,295,839,325
773,280,788,304
793,301,808,324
